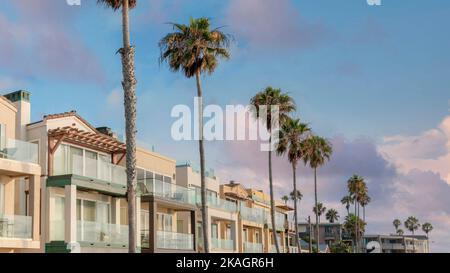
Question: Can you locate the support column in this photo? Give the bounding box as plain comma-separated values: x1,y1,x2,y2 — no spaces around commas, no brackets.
148,200,157,252
29,175,40,242
231,219,238,252
111,198,121,225
206,214,212,253
190,210,196,251
64,185,77,243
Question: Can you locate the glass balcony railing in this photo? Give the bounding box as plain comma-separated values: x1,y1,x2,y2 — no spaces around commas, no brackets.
139,179,196,204
0,214,32,239
269,245,278,253
288,246,300,253
57,155,126,187
265,211,286,231
244,242,263,253
50,220,65,241
206,196,237,212
240,205,265,223
211,238,234,250
156,230,194,250
0,139,38,164
77,221,128,246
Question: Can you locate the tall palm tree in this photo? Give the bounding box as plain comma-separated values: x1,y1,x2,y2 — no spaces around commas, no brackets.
396,229,404,236
302,136,332,252
159,18,231,253
290,190,303,203
404,216,420,253
325,209,339,223
347,175,366,253
341,195,353,216
393,219,401,233
422,222,433,252
360,193,370,222
250,87,296,253
312,202,326,224
97,0,138,253
282,195,289,205
276,117,310,251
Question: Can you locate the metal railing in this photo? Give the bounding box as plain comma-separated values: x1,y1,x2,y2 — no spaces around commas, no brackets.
139,178,196,204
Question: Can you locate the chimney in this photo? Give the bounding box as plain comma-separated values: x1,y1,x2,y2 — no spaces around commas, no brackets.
96,126,118,139
4,90,31,141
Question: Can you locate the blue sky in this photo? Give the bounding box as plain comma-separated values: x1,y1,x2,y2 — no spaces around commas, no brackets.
1,0,450,251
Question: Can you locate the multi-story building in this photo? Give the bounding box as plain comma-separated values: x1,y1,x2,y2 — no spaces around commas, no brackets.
0,92,41,253
220,181,298,253
363,234,429,253
137,150,197,253
298,222,342,247
176,163,239,253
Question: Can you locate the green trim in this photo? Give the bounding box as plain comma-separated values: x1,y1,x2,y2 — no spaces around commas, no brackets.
45,241,135,253
4,90,31,103
79,241,128,249
45,241,71,253
47,174,127,197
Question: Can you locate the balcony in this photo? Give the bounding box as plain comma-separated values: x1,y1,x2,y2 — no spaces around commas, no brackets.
240,205,265,224
49,154,127,196
211,238,234,251
0,138,38,164
265,211,286,231
243,242,263,253
382,243,405,250
139,179,195,205
269,245,278,253
0,214,32,239
156,230,194,250
288,246,299,253
206,196,237,213
77,221,128,247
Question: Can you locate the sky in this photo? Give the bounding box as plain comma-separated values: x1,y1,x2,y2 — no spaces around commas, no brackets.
1,0,449,252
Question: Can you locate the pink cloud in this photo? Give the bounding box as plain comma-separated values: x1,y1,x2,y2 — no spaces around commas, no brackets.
225,0,330,50
0,1,104,83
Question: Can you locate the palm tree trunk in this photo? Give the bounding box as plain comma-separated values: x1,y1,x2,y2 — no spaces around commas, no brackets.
314,167,319,253
268,135,280,253
412,230,415,253
292,164,300,251
354,195,357,253
196,70,209,253
120,0,137,253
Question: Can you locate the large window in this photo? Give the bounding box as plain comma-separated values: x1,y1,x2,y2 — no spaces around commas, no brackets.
53,144,111,178
76,198,111,224
157,213,173,232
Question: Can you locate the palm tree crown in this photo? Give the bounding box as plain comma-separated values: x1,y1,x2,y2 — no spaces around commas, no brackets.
341,195,353,215
326,209,340,223
97,0,137,10
393,219,401,231
276,117,311,166
302,136,332,169
422,222,433,236
313,202,326,218
250,87,296,132
290,190,303,201
159,17,231,78
282,195,289,204
404,216,420,234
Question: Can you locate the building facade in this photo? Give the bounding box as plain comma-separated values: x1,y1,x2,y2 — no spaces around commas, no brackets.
363,234,429,253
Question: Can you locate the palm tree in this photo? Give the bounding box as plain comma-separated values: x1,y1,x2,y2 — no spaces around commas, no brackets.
302,136,332,252
250,87,296,253
404,216,420,253
276,117,310,251
325,209,339,223
397,229,404,236
360,193,370,222
282,195,289,205
393,219,401,233
159,18,231,253
422,222,433,251
97,0,138,253
347,175,366,253
290,190,303,203
343,213,366,245
312,202,326,224
341,195,353,216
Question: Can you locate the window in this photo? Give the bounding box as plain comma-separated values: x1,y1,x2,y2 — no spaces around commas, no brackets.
157,213,173,232
51,196,65,241
85,150,98,179
0,183,5,214
76,198,110,223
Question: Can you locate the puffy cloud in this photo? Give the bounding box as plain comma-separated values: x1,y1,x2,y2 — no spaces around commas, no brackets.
0,1,104,83
225,0,330,51
380,115,450,183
